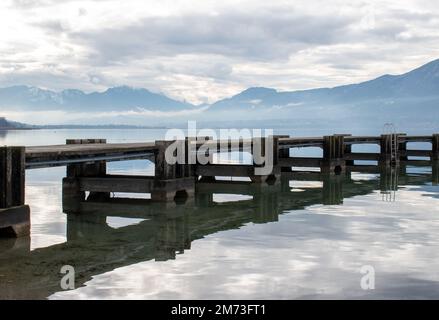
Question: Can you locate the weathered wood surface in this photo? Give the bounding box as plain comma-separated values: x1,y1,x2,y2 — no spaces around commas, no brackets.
25,142,157,168
21,134,438,169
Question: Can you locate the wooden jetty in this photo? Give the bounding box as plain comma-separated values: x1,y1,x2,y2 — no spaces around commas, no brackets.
1,133,438,237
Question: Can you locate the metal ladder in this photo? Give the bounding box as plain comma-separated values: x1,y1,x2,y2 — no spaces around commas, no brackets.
383,123,398,164
382,123,399,201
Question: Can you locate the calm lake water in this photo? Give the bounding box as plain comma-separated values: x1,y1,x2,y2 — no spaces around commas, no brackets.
1,128,439,299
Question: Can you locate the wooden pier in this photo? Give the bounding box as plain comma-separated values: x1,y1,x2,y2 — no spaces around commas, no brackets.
1,133,438,237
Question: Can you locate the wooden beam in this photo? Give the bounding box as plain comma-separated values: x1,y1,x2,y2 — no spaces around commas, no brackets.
278,157,321,168
345,153,380,161
196,164,255,177
79,176,155,193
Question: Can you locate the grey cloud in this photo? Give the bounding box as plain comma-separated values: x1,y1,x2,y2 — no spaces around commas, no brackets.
62,6,439,68
69,9,355,63
35,20,70,34
10,0,109,9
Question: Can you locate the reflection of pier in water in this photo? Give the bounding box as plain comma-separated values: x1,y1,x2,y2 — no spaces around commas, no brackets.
0,165,437,299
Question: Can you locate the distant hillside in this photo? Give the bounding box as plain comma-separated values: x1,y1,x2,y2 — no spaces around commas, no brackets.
0,117,32,129
0,86,195,112
209,59,439,112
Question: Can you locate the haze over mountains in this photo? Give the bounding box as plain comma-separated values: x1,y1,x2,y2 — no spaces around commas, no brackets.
1,59,439,130
0,85,193,112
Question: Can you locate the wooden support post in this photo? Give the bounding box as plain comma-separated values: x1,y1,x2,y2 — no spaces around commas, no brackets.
432,134,439,161
270,135,280,166
0,147,25,208
274,135,290,159
0,146,30,237
273,135,291,172
398,133,408,161
344,144,354,166
321,135,345,174
196,137,216,182
152,140,195,202
433,161,439,186
66,139,107,178
155,140,177,180
380,134,399,166
250,136,281,183
63,139,108,211
337,134,353,166
190,136,215,182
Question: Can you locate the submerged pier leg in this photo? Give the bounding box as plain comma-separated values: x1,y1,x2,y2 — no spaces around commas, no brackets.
192,136,216,182
321,135,345,175
398,133,408,161
0,146,30,238
62,139,108,213
274,135,292,172
322,175,344,205
152,140,195,202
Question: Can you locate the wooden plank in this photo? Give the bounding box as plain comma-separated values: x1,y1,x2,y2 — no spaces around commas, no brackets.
400,150,432,157
26,143,156,160
25,142,157,168
403,136,433,143
345,153,380,161
79,176,155,193
346,165,380,174
278,157,321,167
279,137,324,148
196,164,255,177
400,159,432,166
344,136,381,145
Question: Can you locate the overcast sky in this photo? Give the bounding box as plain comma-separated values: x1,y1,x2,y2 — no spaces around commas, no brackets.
1,0,439,104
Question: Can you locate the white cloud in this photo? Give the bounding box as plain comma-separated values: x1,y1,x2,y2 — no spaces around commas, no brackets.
1,0,439,104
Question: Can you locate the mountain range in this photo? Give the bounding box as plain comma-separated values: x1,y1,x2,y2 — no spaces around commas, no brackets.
0,85,193,112
209,58,439,111
0,117,33,129
0,58,439,128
